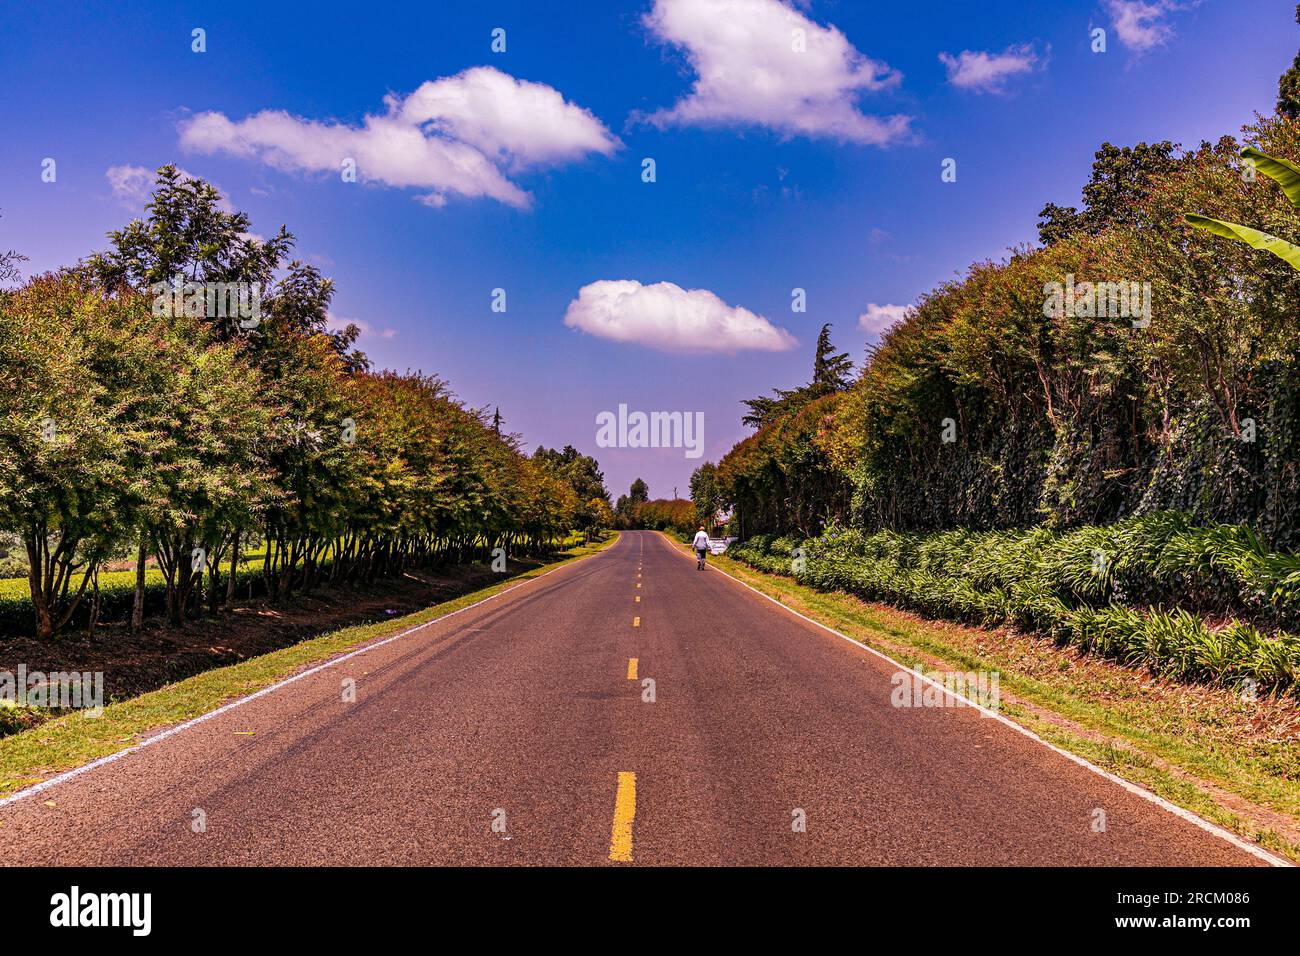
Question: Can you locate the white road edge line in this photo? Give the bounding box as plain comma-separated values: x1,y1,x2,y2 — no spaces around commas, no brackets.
0,537,620,810
659,532,1291,868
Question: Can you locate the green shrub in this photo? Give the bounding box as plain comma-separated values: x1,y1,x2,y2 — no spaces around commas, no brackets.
729,512,1300,693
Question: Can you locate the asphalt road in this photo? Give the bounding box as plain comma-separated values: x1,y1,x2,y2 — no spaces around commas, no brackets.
0,531,1278,865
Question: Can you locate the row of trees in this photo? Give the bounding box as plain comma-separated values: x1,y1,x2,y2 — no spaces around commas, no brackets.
533,445,615,532
0,167,607,638
699,106,1300,546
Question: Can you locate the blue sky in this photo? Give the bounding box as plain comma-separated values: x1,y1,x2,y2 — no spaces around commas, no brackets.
1,0,1295,499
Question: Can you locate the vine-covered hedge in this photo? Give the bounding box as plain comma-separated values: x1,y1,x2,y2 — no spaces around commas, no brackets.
709,117,1300,550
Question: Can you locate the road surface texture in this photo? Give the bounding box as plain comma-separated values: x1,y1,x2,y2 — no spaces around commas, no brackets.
0,531,1280,865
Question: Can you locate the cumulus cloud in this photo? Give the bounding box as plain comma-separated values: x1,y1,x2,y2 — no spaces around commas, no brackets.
563,280,797,353
393,67,618,169
178,67,619,210
939,45,1041,93
1104,0,1185,52
637,0,910,144
858,302,910,336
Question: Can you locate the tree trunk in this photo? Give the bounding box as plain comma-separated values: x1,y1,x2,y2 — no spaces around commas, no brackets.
131,536,147,631
27,537,53,639
86,571,101,639
226,531,240,607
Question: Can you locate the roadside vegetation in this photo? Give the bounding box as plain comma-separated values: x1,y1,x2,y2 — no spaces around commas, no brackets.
0,168,612,642
730,517,1300,693
693,18,1300,700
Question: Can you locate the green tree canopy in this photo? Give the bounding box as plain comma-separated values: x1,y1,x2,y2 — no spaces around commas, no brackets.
743,323,854,428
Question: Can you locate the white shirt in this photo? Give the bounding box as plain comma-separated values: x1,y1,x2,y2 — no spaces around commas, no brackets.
693,531,710,550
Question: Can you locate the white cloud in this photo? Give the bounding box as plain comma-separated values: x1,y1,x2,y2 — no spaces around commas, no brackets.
564,280,797,353
1104,0,1184,52
939,45,1041,93
638,0,910,144
327,310,397,341
105,164,236,212
178,67,618,210
858,303,910,336
105,164,156,206
394,67,618,169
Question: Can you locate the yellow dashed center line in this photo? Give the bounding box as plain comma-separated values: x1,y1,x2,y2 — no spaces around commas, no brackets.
609,771,637,862
632,616,640,627
627,657,638,680
635,595,640,603
636,583,641,589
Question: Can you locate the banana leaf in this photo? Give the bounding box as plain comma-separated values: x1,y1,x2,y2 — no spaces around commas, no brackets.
1242,147,1300,208
1185,213,1300,271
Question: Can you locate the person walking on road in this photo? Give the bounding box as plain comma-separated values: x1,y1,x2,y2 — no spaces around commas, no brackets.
693,526,710,571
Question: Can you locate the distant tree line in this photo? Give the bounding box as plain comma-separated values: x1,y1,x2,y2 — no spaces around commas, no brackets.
613,478,694,534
